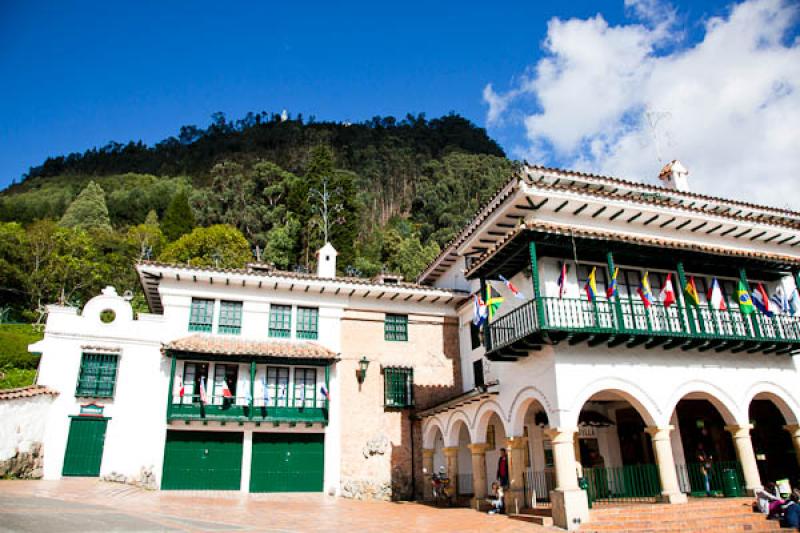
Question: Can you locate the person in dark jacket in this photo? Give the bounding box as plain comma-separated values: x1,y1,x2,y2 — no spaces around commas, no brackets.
497,448,509,489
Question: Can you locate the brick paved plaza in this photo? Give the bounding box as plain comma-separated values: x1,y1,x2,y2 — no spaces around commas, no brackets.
0,479,551,532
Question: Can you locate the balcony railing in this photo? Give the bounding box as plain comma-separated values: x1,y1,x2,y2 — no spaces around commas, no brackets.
486,296,800,358
167,394,328,424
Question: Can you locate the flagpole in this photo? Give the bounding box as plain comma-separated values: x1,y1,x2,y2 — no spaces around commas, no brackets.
167,353,176,421
676,262,697,335
249,360,255,420
739,269,762,338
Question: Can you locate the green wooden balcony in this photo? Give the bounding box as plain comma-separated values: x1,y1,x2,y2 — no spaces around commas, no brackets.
167,395,328,424
485,297,800,360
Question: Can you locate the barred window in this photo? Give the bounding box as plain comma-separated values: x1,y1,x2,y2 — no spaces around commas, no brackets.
384,367,413,408
76,353,119,397
269,304,292,338
189,298,214,332
384,314,408,342
218,301,242,335
296,307,319,340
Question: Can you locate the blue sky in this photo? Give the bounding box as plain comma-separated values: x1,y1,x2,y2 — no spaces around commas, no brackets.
1,0,797,205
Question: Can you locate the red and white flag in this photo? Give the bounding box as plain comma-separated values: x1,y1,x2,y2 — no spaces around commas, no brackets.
199,376,207,404
707,277,728,311
176,377,185,398
659,273,676,308
221,379,233,399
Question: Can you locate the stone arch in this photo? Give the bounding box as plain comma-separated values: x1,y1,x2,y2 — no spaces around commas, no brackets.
743,382,800,425
508,386,553,437
444,411,473,447
472,400,509,443
564,377,661,428
422,417,446,449
665,380,739,425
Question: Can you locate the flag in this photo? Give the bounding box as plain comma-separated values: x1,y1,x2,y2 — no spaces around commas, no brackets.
789,289,800,315
737,280,754,314
320,384,330,401
752,283,773,317
486,283,504,321
659,273,676,308
261,375,270,406
684,276,700,307
498,274,526,299
176,376,184,398
770,286,790,314
199,376,207,404
472,294,487,326
584,267,598,302
221,378,233,399
637,272,655,309
707,278,728,311
557,262,568,299
606,267,619,298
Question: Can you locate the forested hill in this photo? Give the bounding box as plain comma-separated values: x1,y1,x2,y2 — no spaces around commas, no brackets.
0,112,515,319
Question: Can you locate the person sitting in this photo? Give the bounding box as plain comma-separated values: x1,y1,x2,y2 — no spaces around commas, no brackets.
486,481,505,515
779,492,800,529
755,482,782,515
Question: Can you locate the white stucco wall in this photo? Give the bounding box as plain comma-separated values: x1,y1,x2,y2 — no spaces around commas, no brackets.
0,394,56,462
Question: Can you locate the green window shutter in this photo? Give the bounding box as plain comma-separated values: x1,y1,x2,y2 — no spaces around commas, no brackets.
296,307,319,340
218,301,242,335
384,367,413,407
189,298,214,332
76,353,119,398
269,305,292,338
384,314,408,342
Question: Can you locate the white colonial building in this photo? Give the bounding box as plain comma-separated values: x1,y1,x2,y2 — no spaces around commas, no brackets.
18,161,800,529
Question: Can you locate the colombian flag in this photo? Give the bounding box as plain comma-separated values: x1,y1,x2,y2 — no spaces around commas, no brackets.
606,267,619,298
684,276,700,307
584,267,598,302
637,272,655,309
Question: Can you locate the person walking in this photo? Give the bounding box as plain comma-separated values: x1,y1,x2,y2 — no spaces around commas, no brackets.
497,448,509,489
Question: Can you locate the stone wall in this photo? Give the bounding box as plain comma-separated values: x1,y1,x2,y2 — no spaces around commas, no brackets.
339,310,460,500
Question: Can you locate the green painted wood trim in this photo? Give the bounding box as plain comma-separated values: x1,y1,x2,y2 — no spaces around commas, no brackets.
324,363,330,411
739,268,762,337
676,262,697,335
606,252,624,329
249,360,255,420
529,240,546,330
167,354,176,421
68,415,112,420
479,277,490,351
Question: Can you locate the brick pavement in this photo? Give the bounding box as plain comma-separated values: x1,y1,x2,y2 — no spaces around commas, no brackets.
0,479,553,532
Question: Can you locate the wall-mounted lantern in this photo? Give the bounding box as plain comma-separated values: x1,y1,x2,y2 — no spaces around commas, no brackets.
357,356,370,384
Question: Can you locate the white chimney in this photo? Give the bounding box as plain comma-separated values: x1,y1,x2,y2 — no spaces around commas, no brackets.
658,160,689,192
316,242,338,278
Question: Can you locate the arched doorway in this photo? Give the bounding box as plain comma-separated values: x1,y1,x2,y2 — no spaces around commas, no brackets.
450,420,473,498
672,394,739,496
749,394,799,484
480,411,508,494
518,399,554,505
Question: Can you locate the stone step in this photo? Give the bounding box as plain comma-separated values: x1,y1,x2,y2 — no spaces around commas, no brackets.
508,512,554,527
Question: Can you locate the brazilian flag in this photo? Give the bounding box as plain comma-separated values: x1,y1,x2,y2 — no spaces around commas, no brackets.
737,280,755,314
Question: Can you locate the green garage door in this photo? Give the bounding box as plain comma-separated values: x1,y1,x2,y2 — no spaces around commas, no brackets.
250,433,324,492
162,431,243,490
62,417,108,476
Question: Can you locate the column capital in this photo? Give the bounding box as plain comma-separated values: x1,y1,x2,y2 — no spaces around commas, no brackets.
467,442,492,455
544,427,578,444
422,448,436,458
442,446,460,457
506,436,529,450
645,425,675,441
724,424,754,438
784,424,800,437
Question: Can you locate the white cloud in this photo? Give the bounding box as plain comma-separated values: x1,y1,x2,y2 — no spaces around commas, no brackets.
484,0,800,210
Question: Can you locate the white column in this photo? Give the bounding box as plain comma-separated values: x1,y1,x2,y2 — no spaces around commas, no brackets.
725,424,762,495
645,426,687,504
544,427,589,531
240,429,253,492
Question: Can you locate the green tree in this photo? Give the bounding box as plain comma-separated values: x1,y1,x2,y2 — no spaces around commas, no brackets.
144,209,159,226
0,223,29,309
158,224,251,268
58,180,113,232
262,217,301,270
126,223,165,261
161,190,196,241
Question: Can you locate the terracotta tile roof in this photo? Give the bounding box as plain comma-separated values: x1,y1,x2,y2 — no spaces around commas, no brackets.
465,220,800,277
163,334,338,360
0,385,58,400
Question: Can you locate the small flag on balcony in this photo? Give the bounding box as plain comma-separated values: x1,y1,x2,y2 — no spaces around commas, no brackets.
472,294,487,326
606,267,619,298
752,283,774,317
684,276,701,307
498,274,526,299
584,267,598,302
789,289,800,315
486,284,504,321
557,262,568,299
199,376,207,404
176,376,184,398
262,375,270,405
707,278,728,311
320,385,330,401
737,281,754,314
660,273,676,308
637,272,655,308
221,379,233,399
770,286,790,314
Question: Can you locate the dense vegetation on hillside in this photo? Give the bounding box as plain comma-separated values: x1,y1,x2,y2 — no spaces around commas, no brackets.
0,112,515,321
